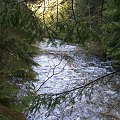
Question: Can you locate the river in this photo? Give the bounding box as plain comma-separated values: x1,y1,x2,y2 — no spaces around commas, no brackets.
27,39,120,120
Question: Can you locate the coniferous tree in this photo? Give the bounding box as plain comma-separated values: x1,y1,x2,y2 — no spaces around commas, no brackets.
0,0,43,119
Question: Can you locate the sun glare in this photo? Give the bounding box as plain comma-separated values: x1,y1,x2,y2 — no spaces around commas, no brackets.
27,0,64,17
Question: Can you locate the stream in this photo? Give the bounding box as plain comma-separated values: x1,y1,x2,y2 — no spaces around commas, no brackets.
28,39,120,120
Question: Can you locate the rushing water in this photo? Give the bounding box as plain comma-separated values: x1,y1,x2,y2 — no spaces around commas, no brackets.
28,40,120,120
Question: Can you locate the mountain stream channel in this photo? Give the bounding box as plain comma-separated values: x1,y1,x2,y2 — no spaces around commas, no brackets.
27,39,120,120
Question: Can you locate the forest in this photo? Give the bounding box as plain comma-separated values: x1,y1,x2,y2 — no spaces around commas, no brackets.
0,0,120,120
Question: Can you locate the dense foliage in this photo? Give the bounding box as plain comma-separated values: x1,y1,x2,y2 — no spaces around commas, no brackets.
0,0,43,119
38,0,120,64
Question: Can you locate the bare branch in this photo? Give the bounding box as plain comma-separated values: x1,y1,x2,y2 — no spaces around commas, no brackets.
39,70,120,96
36,58,67,92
